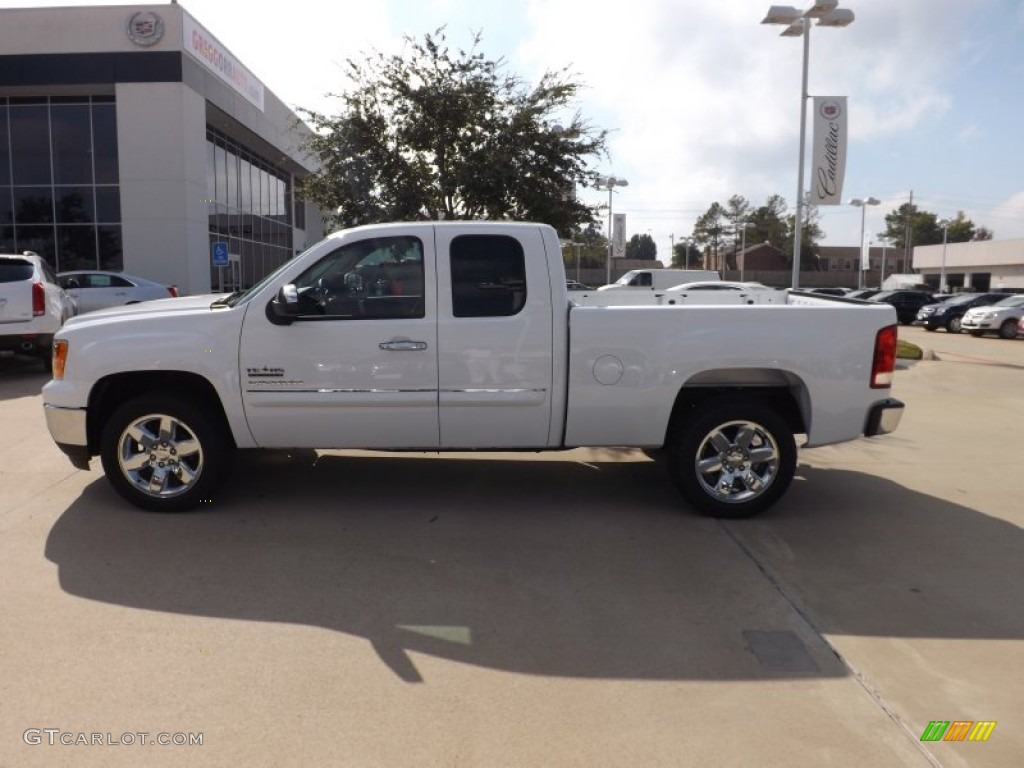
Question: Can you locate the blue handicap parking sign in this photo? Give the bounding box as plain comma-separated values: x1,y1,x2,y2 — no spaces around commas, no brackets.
212,242,229,267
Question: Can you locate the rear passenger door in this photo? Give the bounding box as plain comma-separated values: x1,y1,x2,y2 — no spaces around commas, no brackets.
434,227,555,448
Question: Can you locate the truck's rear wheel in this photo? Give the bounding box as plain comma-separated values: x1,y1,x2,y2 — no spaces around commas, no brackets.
100,394,232,512
667,399,796,519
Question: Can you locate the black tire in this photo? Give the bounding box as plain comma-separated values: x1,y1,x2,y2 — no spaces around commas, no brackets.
40,351,53,373
998,320,1018,340
666,398,796,519
968,330,985,337
946,316,962,333
100,394,233,512
641,447,666,463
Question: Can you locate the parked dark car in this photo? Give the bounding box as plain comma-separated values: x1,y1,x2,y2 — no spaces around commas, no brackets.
868,290,936,325
845,288,882,300
807,287,851,297
914,292,1011,333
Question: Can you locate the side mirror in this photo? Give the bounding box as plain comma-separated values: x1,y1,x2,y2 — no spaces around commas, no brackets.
64,278,80,289
266,283,301,325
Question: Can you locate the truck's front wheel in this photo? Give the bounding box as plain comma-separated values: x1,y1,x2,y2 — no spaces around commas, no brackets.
100,395,232,512
667,399,796,519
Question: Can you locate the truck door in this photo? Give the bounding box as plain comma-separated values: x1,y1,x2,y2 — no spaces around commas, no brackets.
434,227,554,448
238,226,440,448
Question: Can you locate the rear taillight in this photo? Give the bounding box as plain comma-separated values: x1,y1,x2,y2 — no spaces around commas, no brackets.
871,325,897,388
168,285,179,297
32,281,46,316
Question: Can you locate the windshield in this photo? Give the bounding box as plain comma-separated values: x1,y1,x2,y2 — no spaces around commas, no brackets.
212,240,328,308
941,294,981,306
992,295,1024,307
614,271,638,286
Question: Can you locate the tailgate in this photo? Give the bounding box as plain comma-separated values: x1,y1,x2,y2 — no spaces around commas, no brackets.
0,259,35,324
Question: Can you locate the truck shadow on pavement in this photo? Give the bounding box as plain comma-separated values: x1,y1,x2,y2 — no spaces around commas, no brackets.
0,355,48,400
44,451,1023,683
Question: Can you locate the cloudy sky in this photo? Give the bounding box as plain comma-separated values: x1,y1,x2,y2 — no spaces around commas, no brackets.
14,0,1024,257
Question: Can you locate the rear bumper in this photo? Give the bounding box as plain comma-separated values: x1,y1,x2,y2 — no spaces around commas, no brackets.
0,332,53,355
44,403,91,469
864,398,904,437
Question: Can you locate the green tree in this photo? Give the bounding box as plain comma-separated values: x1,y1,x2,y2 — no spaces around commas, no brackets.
671,240,700,268
785,202,824,271
945,210,984,243
693,202,727,259
625,233,657,260
296,29,608,235
882,203,942,250
746,195,789,251
722,194,752,256
562,224,607,270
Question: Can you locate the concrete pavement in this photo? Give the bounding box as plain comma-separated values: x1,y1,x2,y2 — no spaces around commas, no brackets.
0,347,1020,767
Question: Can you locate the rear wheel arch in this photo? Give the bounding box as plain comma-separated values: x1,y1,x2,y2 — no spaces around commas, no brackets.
663,370,808,448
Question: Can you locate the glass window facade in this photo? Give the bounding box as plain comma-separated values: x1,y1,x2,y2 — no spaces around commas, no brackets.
206,127,294,290
0,96,122,271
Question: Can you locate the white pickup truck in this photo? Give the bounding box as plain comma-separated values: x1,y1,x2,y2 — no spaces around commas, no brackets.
42,221,903,517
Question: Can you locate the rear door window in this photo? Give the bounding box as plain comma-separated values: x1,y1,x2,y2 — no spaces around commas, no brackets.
449,235,526,317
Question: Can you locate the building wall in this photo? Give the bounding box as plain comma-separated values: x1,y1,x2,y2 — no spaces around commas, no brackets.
117,81,208,292
0,4,321,295
913,239,1024,290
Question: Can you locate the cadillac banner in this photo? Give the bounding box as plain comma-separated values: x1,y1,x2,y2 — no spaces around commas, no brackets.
811,97,847,205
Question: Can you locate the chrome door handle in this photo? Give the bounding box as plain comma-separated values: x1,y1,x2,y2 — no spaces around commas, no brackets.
379,340,428,351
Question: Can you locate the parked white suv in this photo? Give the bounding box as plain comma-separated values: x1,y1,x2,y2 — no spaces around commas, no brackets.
0,252,76,371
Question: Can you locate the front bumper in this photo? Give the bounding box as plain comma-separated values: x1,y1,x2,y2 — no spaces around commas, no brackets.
43,403,91,469
960,319,992,330
864,398,905,437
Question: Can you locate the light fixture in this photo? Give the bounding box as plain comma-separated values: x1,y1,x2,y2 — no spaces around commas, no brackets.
762,2,857,288
849,197,880,289
596,175,629,284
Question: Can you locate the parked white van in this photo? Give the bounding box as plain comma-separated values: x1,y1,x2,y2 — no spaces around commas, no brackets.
597,269,720,291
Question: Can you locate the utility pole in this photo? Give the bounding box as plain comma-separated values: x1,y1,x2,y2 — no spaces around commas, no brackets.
904,189,913,274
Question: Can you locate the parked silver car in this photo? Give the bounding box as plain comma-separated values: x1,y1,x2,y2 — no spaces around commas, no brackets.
57,271,178,313
961,294,1024,338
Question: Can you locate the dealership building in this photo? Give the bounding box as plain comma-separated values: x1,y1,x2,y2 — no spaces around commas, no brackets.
0,3,324,295
912,238,1024,292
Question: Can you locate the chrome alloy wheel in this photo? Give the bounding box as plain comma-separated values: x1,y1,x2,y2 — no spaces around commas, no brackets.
116,413,204,498
693,419,780,504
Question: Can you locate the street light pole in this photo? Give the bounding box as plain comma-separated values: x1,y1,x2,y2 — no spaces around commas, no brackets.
939,218,950,292
738,221,754,282
849,196,879,289
877,235,889,289
596,175,629,285
762,2,856,290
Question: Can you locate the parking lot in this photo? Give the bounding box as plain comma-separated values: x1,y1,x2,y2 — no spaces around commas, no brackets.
0,327,1021,767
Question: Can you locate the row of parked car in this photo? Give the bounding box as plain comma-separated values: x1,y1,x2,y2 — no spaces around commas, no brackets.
1,250,178,369
809,286,1024,339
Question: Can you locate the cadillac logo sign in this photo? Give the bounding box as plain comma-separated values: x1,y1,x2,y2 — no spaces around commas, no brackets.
126,11,165,46
819,100,842,120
